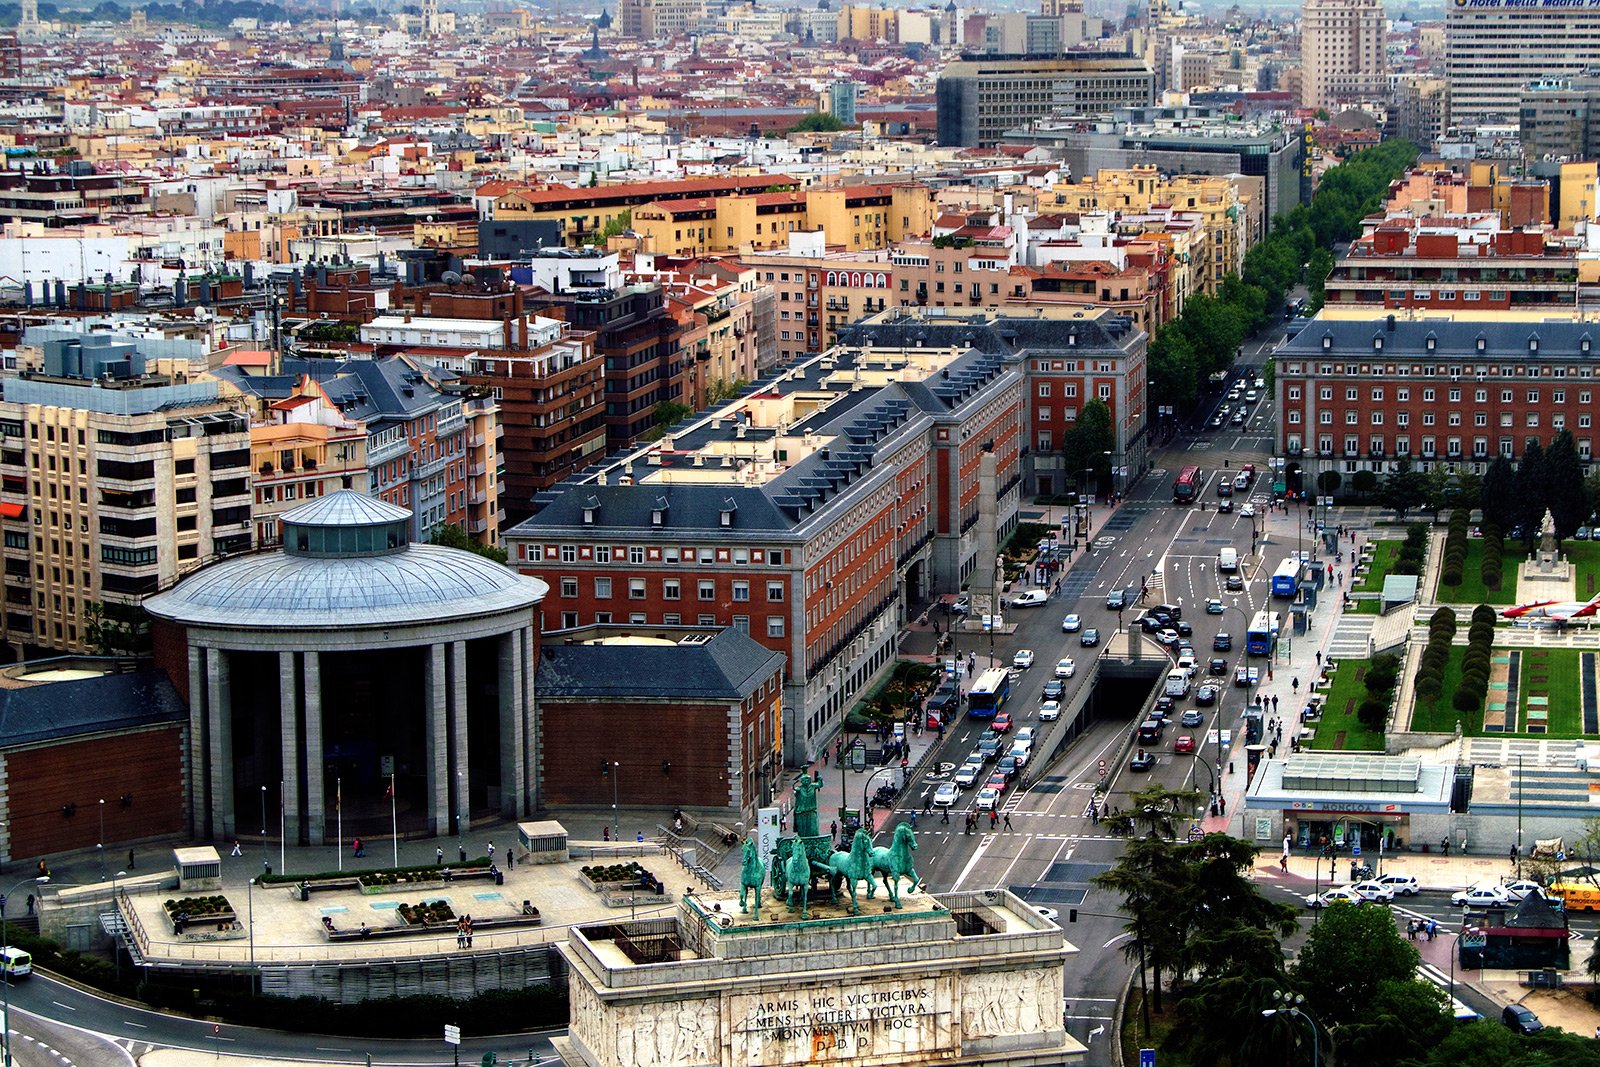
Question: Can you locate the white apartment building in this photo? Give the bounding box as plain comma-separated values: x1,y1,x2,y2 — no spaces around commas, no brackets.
1300,0,1388,110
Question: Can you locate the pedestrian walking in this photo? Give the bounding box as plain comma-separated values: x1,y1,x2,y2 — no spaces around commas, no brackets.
989,809,999,829
1272,695,1280,713
459,844,468,864
830,820,838,838
910,811,919,830
230,840,242,857
437,846,445,864
352,836,364,858
1003,813,1013,831
1291,677,1299,694
1279,853,1288,873
1442,837,1450,856
1219,796,1226,816
1316,650,1322,669
941,808,950,825
128,847,136,870
486,841,495,861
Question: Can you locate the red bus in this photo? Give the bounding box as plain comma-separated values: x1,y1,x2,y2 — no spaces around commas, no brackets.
1173,466,1201,504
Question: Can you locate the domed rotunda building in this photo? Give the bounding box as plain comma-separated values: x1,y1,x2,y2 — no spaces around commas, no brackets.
146,490,547,846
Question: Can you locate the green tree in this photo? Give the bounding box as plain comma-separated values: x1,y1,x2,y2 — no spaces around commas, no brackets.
653,400,692,428
1093,837,1191,1016
1481,455,1517,530
1351,469,1378,497
1291,900,1419,1025
1335,977,1451,1066
1061,398,1114,491
427,523,509,565
789,112,845,133
1148,327,1199,409
1377,457,1428,519
1127,783,1203,840
1515,440,1548,544
1317,469,1343,496
587,209,632,246
84,601,149,656
1305,246,1335,311
1543,429,1588,538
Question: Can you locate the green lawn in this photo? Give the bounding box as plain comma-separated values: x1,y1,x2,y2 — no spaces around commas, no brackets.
1436,539,1519,605
1307,658,1386,750
1568,541,1600,600
1411,645,1588,737
1345,598,1382,614
1353,540,1403,594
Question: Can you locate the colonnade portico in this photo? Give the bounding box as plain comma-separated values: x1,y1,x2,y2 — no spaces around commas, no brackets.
150,491,548,848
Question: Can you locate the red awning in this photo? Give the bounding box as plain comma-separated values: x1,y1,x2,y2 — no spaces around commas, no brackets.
0,502,24,519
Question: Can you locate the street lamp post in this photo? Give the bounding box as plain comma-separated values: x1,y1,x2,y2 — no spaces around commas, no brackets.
97,798,106,880
1262,990,1321,1067
247,877,257,995
610,762,620,843
2,875,47,1067
109,870,126,986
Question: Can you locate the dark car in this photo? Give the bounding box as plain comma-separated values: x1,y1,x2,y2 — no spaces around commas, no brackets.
1502,1005,1544,1035
1209,657,1229,675
1153,696,1176,718
1213,632,1232,652
1195,684,1219,706
1043,679,1065,700
1130,750,1156,772
1141,615,1165,633
1081,627,1101,647
1218,499,1234,513
1154,604,1183,620
1217,481,1233,497
1225,574,1245,592
1176,620,1194,637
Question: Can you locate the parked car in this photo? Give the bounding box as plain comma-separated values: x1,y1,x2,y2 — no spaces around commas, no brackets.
1174,735,1196,754
932,782,960,807
1129,750,1156,772
974,787,1002,811
1213,632,1232,651
1007,589,1048,608
1502,1005,1545,1035
1055,657,1076,678
1206,598,1224,614
991,712,1013,733
1375,873,1421,896
1061,613,1082,632
1180,709,1205,727
1176,621,1194,637
1157,628,1181,647
1351,881,1395,903
1154,603,1183,620
1305,887,1365,909
1578,527,1594,541
1012,649,1035,669
1140,615,1166,633
1081,628,1101,647
1452,885,1510,908
1038,700,1062,721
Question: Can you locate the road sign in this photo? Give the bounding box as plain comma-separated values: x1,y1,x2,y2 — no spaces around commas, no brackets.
1140,1049,1157,1067
1098,760,1108,777
1351,841,1361,857
444,1024,462,1046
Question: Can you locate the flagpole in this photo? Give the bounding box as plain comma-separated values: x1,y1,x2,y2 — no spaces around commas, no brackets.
279,779,286,876
337,778,343,873
390,773,399,868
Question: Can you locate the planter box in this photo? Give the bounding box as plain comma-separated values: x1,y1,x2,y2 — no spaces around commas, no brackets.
359,878,445,895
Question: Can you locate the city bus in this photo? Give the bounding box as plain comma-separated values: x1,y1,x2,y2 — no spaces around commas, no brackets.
966,668,1011,719
1246,610,1281,656
1173,466,1201,504
1271,559,1301,598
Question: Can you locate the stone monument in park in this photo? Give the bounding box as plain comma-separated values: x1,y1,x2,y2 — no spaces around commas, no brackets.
553,821,1084,1067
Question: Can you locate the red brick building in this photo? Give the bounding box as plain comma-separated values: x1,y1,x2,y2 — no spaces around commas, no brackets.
1325,221,1579,313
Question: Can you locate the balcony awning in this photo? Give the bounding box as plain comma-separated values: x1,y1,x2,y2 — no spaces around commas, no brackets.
0,502,24,519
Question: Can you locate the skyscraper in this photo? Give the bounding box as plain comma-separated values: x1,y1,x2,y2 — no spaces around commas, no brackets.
1300,0,1387,111
1446,0,1600,127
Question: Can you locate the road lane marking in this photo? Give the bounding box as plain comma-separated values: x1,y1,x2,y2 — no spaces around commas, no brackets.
1103,931,1133,949
951,833,993,891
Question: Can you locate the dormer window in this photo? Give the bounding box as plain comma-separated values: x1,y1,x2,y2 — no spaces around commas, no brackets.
1584,337,1593,354
1476,337,1487,352
1529,336,1540,354
1374,337,1383,351
1426,335,1436,352
720,497,737,528
652,496,669,527
1322,334,1333,350
582,495,599,525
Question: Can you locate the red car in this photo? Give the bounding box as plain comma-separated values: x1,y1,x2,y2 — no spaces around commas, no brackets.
1174,735,1196,754
986,773,1010,794
991,712,1013,733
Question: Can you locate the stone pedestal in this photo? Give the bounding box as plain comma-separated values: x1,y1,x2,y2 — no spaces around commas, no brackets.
555,886,1084,1067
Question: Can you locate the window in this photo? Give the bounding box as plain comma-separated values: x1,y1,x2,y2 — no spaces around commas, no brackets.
767,581,785,601
1346,388,1358,401
560,611,578,629
629,578,646,599
732,580,750,601
1038,383,1051,397
767,616,785,638
1449,389,1461,402
663,579,680,600
594,577,612,599
560,577,577,598
1346,411,1359,425
699,580,716,600
629,546,645,564
560,545,576,563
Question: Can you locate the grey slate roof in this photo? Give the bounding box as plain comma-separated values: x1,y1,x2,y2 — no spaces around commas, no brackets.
1282,317,1600,360
536,628,785,701
0,669,186,749
212,356,463,430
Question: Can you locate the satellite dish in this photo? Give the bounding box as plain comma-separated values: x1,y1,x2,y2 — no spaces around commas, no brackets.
460,273,476,286
441,270,462,285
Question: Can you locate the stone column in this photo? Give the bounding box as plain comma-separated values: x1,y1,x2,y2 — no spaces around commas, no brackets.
278,651,301,848
206,648,234,840
188,644,208,839
498,628,526,818
303,651,325,846
450,640,470,838
425,643,449,837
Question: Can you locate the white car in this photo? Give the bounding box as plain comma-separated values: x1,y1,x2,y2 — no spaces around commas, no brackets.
1038,700,1062,721
1062,613,1082,632
1305,886,1365,909
1451,885,1510,908
1013,649,1035,669
1503,880,1545,902
953,763,983,788
1351,880,1395,903
1239,504,1255,518
1014,726,1037,744
932,782,960,807
1376,873,1421,896
1055,657,1076,678
1008,743,1031,769
1007,590,1049,608
974,787,1002,811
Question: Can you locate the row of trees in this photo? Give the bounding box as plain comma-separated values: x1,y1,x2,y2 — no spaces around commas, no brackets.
1482,434,1590,542
1147,139,1418,411
1355,652,1400,731
1414,607,1458,705
1440,508,1471,587
1480,524,1506,592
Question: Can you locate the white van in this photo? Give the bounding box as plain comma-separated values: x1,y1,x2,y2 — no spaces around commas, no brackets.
1,946,32,981
1218,547,1238,572
1164,669,1192,698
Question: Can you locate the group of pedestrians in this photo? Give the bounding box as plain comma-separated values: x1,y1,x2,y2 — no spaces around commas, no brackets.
1407,917,1439,941
455,914,476,949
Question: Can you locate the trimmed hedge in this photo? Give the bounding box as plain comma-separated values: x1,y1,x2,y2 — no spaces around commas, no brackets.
1481,524,1504,591
1416,607,1459,697
1395,522,1428,576
260,858,490,886
1441,509,1470,586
